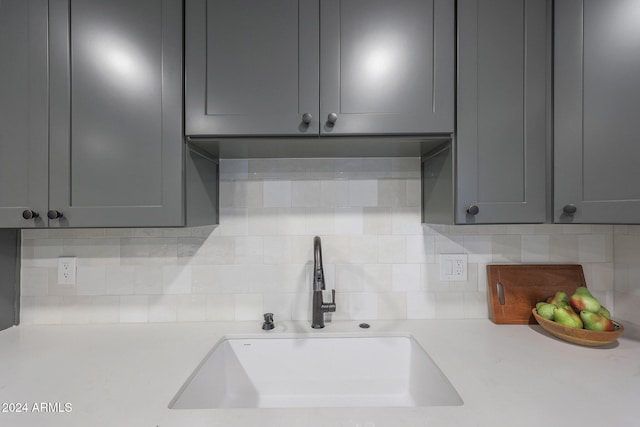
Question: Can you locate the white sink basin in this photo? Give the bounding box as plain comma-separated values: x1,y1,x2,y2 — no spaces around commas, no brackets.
169,335,463,409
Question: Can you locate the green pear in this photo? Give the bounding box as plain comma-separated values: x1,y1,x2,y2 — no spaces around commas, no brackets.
569,287,601,313
546,291,570,309
573,286,591,296
553,306,583,329
536,302,556,320
598,306,612,320
580,310,615,331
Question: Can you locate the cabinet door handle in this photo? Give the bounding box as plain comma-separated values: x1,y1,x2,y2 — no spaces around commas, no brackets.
326,112,338,125
466,205,480,215
47,210,64,220
301,113,312,125
22,210,40,220
562,204,577,215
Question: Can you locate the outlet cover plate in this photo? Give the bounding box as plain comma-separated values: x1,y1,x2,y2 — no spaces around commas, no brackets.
439,254,468,281
57,257,77,285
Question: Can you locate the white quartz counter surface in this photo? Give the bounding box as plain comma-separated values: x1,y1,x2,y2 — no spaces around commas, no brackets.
0,319,638,427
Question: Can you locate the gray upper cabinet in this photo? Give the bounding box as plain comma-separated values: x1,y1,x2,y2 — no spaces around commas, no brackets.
1,0,218,229
319,0,454,135
185,0,320,136
456,0,550,224
555,0,640,223
186,0,454,137
0,0,48,228
423,0,551,225
48,0,185,227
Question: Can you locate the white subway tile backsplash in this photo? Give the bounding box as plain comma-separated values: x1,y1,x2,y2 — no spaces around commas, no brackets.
406,234,435,264
434,292,465,319
377,292,407,319
77,266,106,296
348,236,379,264
406,291,435,319
235,294,263,321
19,157,626,325
148,295,178,322
363,207,392,235
263,181,292,207
548,235,579,263
435,234,464,254
263,292,294,321
378,180,406,207
491,235,521,263
305,207,336,236
391,264,421,292
63,238,120,266
177,295,208,322
133,266,163,295
219,208,249,236
391,158,420,179
22,238,63,268
203,236,235,265
105,266,134,295
21,268,49,296
377,236,407,264
60,296,93,324
348,292,378,320
177,237,207,265
391,207,423,235
463,292,488,319
119,295,149,323
206,294,236,321
578,234,607,263
335,264,365,292
223,181,264,209
162,266,192,295
89,296,120,323
521,235,550,263
219,159,248,180
321,180,349,207
276,208,307,235
349,180,378,207
363,264,392,292
291,180,322,208
462,235,492,264
234,236,264,264
247,208,278,236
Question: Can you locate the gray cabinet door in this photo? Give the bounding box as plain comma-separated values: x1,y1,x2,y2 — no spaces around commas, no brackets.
320,0,454,135
48,0,184,227
185,0,320,136
456,0,550,224
0,0,48,228
555,0,640,223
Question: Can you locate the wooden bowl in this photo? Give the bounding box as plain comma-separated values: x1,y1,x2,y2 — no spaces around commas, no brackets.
532,308,624,347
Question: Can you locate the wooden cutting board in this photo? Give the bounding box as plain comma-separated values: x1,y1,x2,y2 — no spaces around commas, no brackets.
486,264,587,324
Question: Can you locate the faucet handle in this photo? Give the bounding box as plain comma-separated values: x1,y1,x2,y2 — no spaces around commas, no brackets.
322,289,335,304
321,289,336,313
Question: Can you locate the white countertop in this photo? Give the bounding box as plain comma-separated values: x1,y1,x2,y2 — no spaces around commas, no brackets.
0,319,638,427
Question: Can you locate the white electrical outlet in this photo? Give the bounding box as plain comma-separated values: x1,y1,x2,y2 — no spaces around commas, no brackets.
439,254,468,281
58,257,77,285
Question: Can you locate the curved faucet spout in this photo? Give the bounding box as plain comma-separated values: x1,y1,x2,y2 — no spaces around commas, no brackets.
313,236,324,291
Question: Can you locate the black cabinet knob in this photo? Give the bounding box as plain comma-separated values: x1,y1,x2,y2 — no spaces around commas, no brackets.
47,210,64,220
22,210,39,220
466,205,480,215
562,204,577,215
